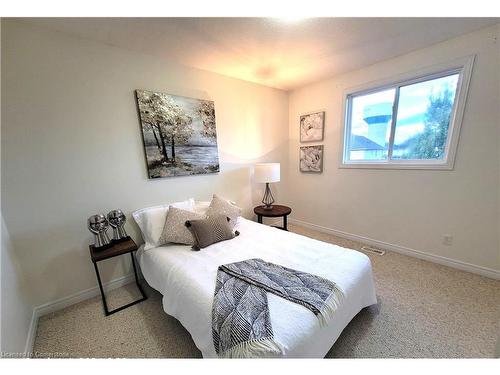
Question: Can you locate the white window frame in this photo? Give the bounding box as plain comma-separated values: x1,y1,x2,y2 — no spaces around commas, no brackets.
339,55,475,170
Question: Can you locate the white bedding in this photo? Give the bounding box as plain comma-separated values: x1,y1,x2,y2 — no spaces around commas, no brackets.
137,217,377,358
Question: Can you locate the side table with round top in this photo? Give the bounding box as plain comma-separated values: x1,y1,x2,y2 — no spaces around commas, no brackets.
254,204,292,231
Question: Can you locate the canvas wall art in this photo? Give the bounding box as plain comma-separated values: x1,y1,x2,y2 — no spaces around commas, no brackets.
300,145,324,173
135,89,220,179
300,111,325,142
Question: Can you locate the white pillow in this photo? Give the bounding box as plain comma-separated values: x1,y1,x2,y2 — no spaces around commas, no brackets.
132,198,195,250
193,200,239,217
193,200,211,216
194,199,238,216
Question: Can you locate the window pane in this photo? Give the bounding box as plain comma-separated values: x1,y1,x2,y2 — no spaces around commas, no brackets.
347,89,395,161
392,74,459,160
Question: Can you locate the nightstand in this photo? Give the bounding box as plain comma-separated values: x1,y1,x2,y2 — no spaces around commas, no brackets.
89,237,147,316
254,205,292,231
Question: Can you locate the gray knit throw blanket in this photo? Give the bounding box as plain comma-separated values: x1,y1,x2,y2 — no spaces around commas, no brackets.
212,258,344,358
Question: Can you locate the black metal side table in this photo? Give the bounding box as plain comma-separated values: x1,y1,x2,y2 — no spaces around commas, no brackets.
89,237,147,316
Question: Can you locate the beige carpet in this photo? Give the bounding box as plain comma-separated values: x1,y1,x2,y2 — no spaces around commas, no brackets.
33,224,500,358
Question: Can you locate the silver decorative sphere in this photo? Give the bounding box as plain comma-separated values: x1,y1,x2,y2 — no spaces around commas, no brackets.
107,210,126,227
107,209,128,241
88,214,111,248
88,214,109,233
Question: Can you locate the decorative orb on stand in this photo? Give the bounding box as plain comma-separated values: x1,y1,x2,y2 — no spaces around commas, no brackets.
88,214,111,250
107,209,129,243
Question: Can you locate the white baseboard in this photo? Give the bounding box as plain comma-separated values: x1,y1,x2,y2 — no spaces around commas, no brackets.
264,219,284,227
24,272,136,355
24,307,39,356
289,218,500,280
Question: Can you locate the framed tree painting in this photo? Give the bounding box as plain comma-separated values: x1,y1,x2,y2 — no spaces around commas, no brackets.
300,111,325,142
300,145,324,173
135,89,220,179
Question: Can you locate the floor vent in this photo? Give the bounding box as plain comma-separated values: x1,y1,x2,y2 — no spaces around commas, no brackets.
361,246,385,256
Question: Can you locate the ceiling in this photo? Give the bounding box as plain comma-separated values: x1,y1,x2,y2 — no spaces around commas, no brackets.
23,18,498,91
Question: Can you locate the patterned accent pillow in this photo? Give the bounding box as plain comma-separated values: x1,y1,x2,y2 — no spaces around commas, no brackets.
159,206,204,246
185,215,239,250
205,194,242,229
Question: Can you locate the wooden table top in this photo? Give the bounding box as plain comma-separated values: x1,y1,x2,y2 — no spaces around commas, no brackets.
254,204,292,217
89,237,137,262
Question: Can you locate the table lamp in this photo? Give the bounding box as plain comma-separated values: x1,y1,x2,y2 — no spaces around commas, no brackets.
254,163,280,210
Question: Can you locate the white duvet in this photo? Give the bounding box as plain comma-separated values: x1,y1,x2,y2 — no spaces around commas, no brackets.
137,217,377,358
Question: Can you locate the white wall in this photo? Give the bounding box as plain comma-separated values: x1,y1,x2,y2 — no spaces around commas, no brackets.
1,215,33,355
1,20,289,308
286,25,500,273
1,18,34,356
497,23,500,274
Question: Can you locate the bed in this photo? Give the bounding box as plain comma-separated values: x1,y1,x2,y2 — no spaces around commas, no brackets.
136,216,377,358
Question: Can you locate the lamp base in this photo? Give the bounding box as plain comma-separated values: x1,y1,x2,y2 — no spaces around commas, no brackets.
262,183,275,209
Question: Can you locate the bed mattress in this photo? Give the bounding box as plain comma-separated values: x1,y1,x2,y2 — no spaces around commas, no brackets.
136,217,377,358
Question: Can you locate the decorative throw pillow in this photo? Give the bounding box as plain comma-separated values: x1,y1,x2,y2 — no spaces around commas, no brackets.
185,214,239,250
205,194,242,229
158,206,204,246
132,198,195,250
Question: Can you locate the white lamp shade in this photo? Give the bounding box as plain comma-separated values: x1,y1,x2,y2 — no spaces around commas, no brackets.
254,163,280,183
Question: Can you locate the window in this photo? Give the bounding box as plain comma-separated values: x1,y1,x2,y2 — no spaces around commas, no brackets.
341,57,474,169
